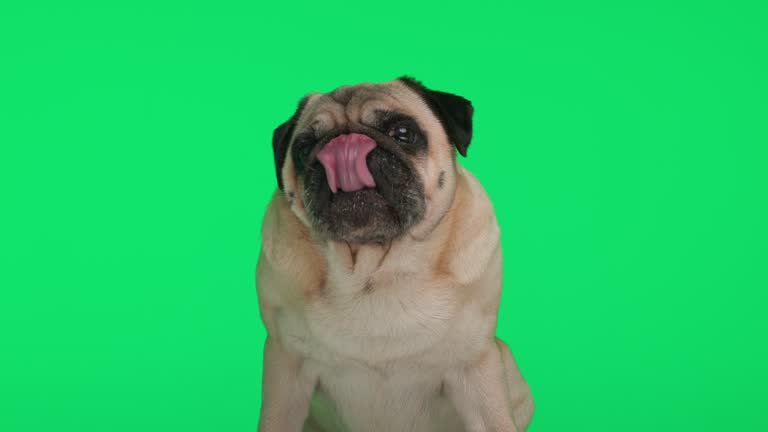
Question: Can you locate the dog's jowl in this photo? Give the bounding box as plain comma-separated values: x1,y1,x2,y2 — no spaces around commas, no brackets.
257,77,534,432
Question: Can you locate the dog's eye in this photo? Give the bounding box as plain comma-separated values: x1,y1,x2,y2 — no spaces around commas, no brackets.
388,125,415,144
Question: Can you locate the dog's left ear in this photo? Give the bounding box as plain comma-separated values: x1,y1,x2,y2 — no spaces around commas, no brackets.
398,77,474,157
272,97,308,190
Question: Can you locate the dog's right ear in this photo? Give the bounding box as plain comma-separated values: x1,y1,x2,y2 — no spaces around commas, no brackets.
272,96,308,190
397,77,474,157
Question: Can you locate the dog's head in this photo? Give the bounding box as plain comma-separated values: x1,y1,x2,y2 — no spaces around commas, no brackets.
273,77,473,244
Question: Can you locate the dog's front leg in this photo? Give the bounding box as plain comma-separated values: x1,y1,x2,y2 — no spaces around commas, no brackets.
444,342,520,432
258,337,317,432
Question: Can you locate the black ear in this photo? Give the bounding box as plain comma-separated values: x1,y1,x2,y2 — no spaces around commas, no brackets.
398,77,474,157
272,97,308,190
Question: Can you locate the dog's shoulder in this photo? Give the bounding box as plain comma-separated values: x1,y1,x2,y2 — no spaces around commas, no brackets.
434,167,501,286
257,191,326,311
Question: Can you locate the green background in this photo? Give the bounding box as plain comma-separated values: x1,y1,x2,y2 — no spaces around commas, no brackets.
2,1,766,431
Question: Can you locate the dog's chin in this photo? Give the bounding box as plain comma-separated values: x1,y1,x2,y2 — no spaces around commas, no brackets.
307,189,403,244
302,150,426,244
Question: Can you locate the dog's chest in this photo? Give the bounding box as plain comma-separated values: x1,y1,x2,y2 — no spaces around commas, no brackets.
305,363,465,432
275,270,494,432
279,268,485,364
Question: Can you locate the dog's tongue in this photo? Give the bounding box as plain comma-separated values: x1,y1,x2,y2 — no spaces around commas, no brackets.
316,133,377,193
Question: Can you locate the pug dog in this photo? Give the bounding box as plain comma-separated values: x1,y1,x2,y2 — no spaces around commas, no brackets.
256,77,534,432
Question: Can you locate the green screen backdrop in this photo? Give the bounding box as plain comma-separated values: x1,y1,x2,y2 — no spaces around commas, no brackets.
1,1,766,431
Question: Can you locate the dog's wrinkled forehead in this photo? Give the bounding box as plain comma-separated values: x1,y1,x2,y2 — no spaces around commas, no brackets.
296,81,428,135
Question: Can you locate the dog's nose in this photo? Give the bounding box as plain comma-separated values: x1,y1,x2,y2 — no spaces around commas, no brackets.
316,133,377,193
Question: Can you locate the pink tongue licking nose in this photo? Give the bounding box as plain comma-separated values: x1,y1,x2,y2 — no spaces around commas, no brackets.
316,133,377,193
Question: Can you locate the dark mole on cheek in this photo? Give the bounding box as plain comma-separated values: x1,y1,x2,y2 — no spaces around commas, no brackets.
287,191,295,204
363,278,374,292
437,171,446,189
